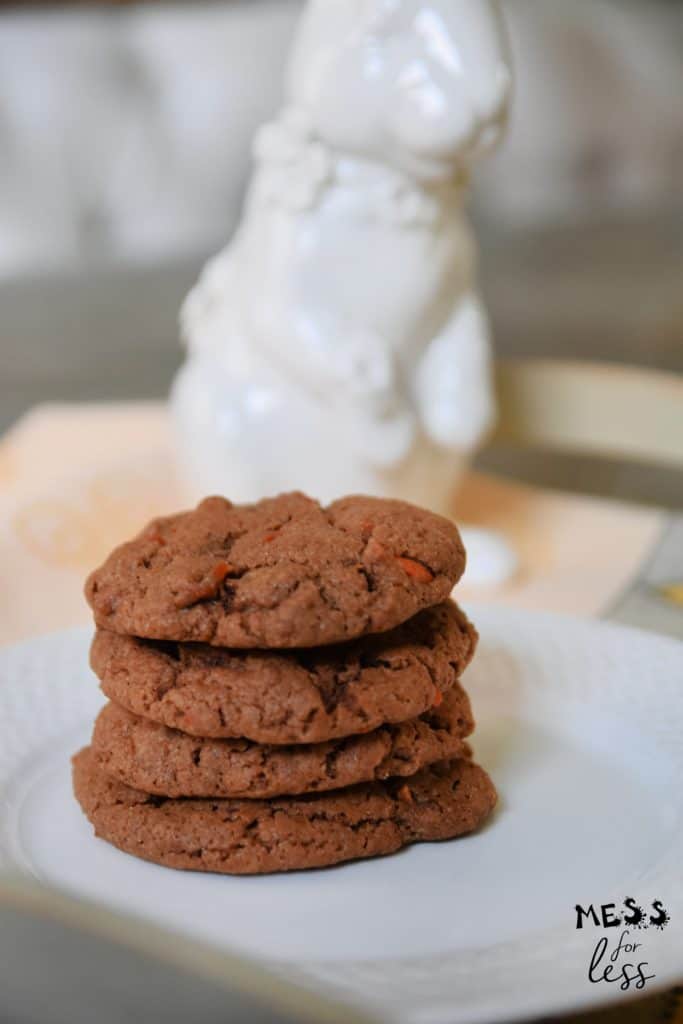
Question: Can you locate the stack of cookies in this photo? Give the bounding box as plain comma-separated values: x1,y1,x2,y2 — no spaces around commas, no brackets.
74,492,496,874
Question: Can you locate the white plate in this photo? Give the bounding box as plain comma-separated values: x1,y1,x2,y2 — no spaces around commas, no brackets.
0,608,681,1024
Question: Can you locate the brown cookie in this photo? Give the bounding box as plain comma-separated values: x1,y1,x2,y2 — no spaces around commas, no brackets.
85,492,466,648
90,685,474,799
72,748,496,874
92,601,477,744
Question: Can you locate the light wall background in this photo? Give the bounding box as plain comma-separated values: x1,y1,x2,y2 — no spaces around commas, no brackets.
0,0,681,278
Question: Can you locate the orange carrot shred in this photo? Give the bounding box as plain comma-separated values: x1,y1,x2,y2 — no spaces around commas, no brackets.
433,689,443,708
397,557,434,583
212,562,232,583
397,784,414,804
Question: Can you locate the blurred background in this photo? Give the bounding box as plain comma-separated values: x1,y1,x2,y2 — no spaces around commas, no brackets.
0,0,681,505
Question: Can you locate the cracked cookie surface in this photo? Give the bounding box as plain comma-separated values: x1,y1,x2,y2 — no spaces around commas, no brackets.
85,493,466,648
91,686,474,798
73,749,496,874
92,601,477,744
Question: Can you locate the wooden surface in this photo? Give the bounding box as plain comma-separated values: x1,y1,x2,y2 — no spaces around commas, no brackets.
494,361,683,467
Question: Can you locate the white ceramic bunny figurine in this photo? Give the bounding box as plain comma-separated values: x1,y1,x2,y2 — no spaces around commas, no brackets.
173,0,512,515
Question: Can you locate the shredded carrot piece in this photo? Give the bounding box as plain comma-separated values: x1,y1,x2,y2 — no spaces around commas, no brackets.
211,562,233,583
432,689,443,708
397,784,414,804
397,557,434,583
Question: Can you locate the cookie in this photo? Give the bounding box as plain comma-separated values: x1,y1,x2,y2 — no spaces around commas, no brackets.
90,684,473,798
85,492,466,648
73,748,496,874
92,601,477,744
